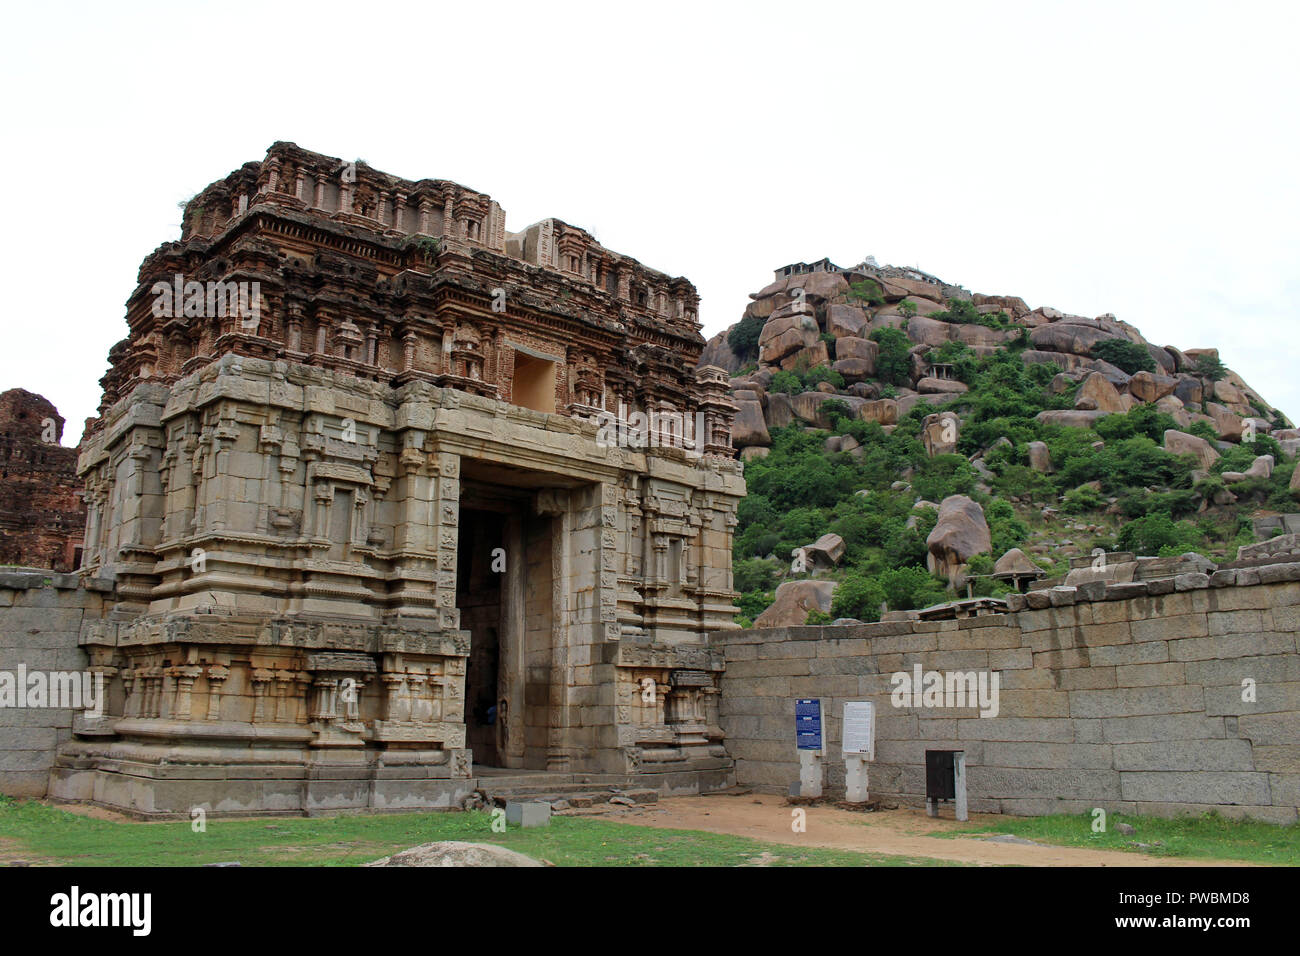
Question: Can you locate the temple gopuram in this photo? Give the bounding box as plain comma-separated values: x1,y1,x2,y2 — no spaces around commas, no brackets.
52,142,742,816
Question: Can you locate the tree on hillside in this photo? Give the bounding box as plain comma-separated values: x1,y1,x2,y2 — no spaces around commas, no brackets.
1089,339,1155,375
727,313,765,364
1192,354,1228,382
869,327,911,387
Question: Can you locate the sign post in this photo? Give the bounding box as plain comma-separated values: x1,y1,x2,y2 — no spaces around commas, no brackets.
794,698,824,798
841,701,876,803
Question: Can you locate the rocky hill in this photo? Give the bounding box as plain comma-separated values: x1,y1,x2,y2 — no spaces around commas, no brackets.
702,259,1300,627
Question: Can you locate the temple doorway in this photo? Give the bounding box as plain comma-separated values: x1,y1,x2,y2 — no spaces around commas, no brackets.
457,470,564,771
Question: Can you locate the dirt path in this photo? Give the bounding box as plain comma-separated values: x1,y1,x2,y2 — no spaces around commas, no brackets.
602,794,1253,867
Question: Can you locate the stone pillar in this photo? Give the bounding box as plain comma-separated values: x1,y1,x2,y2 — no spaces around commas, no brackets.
434,452,460,624
172,665,202,721
402,330,417,372
314,310,331,355
542,492,572,771
500,514,526,767
206,665,228,721
251,668,273,722
954,751,969,822
365,326,378,367
442,192,455,238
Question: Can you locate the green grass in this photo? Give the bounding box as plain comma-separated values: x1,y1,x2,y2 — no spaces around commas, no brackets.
0,797,957,867
940,810,1298,865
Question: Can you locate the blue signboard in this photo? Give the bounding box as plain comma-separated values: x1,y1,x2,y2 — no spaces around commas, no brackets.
795,698,822,751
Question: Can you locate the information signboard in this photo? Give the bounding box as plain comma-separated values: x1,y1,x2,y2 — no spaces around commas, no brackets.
842,701,876,759
795,698,823,752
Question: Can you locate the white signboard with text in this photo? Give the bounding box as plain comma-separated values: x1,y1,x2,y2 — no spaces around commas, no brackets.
842,701,876,759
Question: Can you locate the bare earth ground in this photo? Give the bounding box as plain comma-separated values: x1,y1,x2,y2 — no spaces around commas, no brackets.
596,794,1255,867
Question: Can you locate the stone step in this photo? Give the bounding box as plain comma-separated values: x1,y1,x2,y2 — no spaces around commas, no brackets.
481,781,622,796
487,787,661,809
471,772,629,790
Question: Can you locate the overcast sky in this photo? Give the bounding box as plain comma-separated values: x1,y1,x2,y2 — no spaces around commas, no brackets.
3,1,1297,442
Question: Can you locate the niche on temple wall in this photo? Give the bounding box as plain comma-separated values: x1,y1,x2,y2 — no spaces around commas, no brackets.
511,347,557,414
354,186,377,219
568,352,602,411
451,325,484,380
304,475,372,564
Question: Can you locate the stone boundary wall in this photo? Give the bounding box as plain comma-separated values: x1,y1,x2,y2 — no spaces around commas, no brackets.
714,564,1300,823
0,571,101,797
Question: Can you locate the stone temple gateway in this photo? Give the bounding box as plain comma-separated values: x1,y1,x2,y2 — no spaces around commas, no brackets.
50,143,743,815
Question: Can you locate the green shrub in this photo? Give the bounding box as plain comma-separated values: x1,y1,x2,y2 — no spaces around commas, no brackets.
1193,355,1228,381
1095,404,1176,443
1062,485,1106,513
769,370,802,394
735,589,774,621
805,609,833,625
804,365,845,390
928,298,1011,329
869,327,912,386
831,570,886,621
985,498,1029,555
846,279,886,306
733,556,780,594
932,340,975,364
821,399,852,427
1117,513,1201,555
911,455,976,502
727,312,766,364
1089,339,1155,375
877,566,951,610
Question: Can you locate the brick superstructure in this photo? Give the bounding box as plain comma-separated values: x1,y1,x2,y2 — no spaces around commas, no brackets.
93,141,715,431
0,389,84,571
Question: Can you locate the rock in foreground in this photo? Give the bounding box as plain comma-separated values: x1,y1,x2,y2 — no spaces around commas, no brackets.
366,842,545,867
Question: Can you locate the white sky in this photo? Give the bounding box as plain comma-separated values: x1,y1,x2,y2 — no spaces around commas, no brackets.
3,1,1297,443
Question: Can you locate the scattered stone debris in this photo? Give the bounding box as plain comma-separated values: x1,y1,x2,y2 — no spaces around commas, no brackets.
979,834,1043,847
834,799,884,812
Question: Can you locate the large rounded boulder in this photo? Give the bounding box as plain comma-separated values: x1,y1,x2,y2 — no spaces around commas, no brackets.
926,495,991,584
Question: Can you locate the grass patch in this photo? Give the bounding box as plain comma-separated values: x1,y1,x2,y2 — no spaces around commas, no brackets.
940,810,1298,865
0,797,957,867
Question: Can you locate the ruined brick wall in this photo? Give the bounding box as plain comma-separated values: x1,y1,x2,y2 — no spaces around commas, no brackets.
714,565,1300,822
0,390,85,572
0,572,103,797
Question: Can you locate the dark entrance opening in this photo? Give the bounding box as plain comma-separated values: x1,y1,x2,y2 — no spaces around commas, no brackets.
458,506,505,768
457,460,588,772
